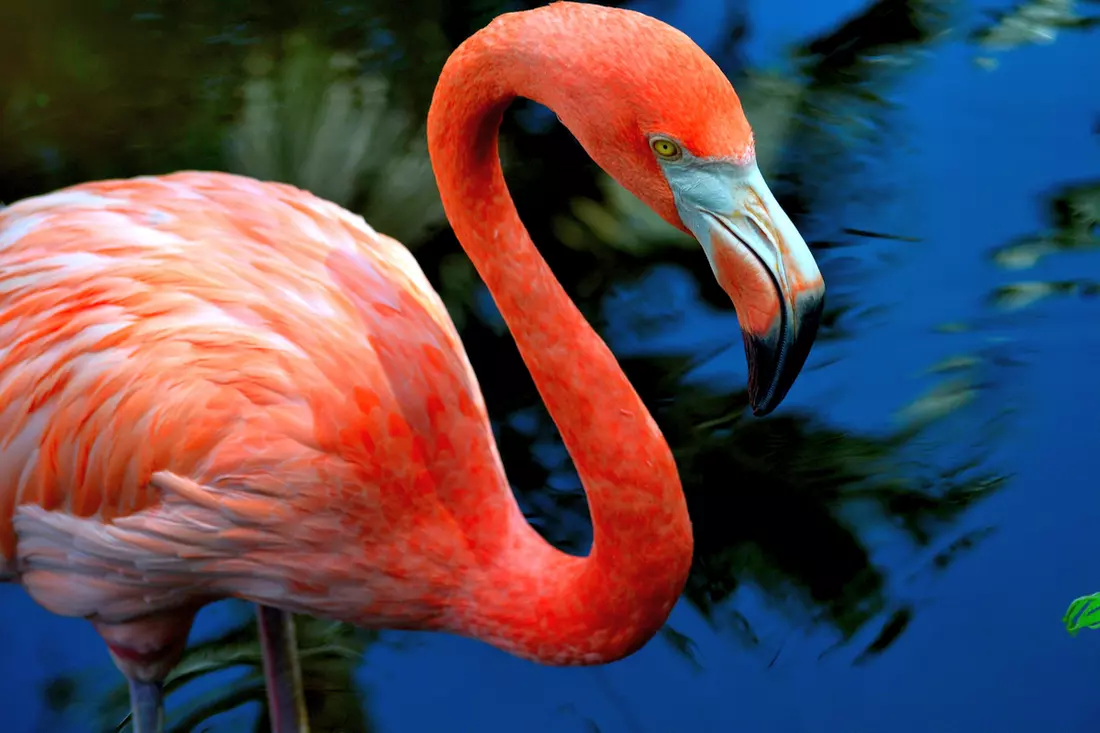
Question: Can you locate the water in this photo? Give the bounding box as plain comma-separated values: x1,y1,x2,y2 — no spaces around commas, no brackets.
1,0,1098,731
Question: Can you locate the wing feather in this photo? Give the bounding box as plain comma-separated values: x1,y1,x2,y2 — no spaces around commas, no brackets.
0,173,502,623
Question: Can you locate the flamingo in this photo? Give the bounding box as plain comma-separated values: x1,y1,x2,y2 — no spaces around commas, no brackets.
0,2,825,732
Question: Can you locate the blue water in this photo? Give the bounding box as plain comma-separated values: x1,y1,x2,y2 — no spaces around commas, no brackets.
3,0,1099,731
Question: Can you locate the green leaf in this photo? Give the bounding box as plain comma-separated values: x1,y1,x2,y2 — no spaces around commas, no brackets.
1063,593,1100,636
165,675,267,733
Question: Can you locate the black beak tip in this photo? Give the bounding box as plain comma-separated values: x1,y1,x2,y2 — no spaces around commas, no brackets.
742,289,825,418
750,401,776,418
747,375,780,417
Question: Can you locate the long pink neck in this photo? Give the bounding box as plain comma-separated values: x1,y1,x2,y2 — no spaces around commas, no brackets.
426,24,693,664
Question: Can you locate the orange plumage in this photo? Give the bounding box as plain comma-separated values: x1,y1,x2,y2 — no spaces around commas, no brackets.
1,170,514,623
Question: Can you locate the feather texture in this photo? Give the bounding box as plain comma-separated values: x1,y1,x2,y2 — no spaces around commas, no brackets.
0,172,515,628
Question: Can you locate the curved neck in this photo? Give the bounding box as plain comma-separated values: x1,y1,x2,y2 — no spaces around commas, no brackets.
426,22,693,664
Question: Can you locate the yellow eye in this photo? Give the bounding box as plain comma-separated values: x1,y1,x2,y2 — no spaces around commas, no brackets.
650,138,682,160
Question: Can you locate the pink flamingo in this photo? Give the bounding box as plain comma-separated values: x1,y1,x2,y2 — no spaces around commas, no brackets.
0,3,825,731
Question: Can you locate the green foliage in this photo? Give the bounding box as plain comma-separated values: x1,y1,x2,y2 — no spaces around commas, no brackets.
226,33,446,245
45,605,377,733
1063,593,1100,636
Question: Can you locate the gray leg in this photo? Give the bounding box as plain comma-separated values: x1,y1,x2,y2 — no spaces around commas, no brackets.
127,677,164,733
256,605,309,733
94,610,195,733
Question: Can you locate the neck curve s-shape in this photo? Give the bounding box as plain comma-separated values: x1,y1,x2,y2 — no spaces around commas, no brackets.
425,11,693,665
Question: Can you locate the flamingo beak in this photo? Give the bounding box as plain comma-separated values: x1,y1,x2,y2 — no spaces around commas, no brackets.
670,161,825,415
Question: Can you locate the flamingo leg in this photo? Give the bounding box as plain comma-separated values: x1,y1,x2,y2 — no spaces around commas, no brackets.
126,677,165,733
94,610,196,733
256,605,310,733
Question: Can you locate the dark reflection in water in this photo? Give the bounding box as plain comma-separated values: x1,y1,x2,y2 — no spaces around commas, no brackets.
1,0,1098,732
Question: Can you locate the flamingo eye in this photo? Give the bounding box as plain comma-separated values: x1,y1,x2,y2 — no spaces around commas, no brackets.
650,137,683,161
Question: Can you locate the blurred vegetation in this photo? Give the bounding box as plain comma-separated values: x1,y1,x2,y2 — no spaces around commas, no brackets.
971,0,1100,69
1064,592,1100,636
37,604,380,732
2,0,1094,730
989,181,1100,310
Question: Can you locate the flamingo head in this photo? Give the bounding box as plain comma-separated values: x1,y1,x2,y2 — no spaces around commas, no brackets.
517,2,827,415
651,142,826,417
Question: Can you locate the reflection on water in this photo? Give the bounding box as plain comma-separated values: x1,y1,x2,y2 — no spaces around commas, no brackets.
0,0,1097,731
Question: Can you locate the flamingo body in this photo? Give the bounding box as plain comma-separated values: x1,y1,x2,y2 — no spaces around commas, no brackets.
0,171,533,630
